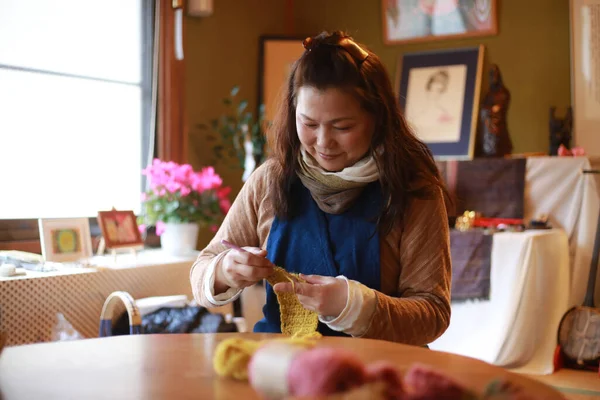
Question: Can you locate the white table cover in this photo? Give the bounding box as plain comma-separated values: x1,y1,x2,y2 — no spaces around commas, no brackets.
430,229,570,375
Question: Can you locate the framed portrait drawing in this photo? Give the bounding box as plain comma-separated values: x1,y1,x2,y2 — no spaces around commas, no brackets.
382,0,497,45
258,36,305,125
397,45,484,160
38,217,93,262
97,209,144,250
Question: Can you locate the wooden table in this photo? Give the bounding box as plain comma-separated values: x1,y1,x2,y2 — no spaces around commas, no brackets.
0,333,564,399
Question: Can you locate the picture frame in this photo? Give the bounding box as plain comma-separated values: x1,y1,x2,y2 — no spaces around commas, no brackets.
97,209,144,250
257,35,306,125
38,217,93,262
382,0,498,45
397,45,484,160
570,0,600,156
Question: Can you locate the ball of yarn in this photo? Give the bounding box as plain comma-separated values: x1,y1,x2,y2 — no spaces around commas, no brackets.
365,361,405,399
213,335,321,381
403,364,476,400
288,347,367,396
213,338,262,380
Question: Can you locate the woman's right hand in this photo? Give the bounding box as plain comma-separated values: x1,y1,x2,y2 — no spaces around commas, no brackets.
214,247,274,293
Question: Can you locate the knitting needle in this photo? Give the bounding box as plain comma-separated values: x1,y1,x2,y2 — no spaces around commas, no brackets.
221,240,297,286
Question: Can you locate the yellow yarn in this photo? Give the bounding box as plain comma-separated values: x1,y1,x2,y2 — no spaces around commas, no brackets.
267,266,319,336
213,266,321,380
213,267,321,380
213,334,321,380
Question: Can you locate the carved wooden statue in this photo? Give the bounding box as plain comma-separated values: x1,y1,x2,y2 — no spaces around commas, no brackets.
478,65,513,157
549,107,573,155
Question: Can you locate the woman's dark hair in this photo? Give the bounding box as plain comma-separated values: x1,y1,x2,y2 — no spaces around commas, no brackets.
268,31,449,235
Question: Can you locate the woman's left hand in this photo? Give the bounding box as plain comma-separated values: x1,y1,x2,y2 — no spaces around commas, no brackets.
273,274,348,318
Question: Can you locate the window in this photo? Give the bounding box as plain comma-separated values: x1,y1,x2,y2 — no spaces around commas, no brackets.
0,0,154,219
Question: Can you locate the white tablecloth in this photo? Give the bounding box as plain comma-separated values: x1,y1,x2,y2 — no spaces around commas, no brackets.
430,229,570,375
524,156,599,306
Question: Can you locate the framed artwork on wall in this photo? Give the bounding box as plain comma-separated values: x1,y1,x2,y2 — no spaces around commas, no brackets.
97,209,144,250
397,45,485,160
382,0,498,45
257,36,305,125
38,217,93,262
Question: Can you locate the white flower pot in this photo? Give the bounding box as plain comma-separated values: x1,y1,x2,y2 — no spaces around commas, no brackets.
160,222,200,256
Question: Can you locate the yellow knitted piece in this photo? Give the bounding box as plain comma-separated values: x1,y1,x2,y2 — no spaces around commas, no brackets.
213,334,321,380
266,266,319,336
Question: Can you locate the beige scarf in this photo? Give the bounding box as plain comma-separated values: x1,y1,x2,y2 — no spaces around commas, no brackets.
297,149,379,214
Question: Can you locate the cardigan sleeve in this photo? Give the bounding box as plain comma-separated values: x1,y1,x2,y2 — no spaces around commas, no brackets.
189,161,274,308
357,187,452,345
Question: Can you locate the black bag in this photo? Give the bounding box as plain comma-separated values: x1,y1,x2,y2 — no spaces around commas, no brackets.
112,306,238,335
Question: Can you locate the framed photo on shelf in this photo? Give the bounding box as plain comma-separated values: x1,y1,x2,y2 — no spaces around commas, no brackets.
97,209,144,250
382,0,498,45
258,36,305,125
397,45,484,160
38,217,93,262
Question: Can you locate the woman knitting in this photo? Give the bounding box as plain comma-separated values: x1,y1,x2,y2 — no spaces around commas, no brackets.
190,31,451,346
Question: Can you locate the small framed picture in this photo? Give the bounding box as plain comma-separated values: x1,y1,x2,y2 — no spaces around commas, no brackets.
97,209,144,250
382,0,498,45
38,218,93,262
397,45,484,160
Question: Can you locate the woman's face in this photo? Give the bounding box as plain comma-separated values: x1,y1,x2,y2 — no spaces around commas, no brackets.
295,86,374,172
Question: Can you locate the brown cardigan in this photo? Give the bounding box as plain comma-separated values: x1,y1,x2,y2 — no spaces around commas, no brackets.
190,160,451,345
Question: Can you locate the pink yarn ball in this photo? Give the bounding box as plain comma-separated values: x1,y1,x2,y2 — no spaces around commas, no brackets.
365,361,405,398
287,347,367,396
403,364,471,400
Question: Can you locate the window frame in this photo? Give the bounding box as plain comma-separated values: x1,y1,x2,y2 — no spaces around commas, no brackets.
0,0,185,253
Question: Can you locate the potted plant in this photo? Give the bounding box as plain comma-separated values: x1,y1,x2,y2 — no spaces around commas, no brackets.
202,86,269,181
138,159,231,255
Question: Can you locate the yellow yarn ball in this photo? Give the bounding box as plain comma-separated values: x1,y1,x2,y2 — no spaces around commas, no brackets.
213,334,322,381
213,338,262,380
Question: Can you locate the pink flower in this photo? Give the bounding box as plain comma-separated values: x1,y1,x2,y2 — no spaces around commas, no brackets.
141,192,148,201
165,181,181,194
138,224,146,234
180,186,191,196
155,221,166,236
192,167,223,192
219,198,231,214
210,225,218,233
217,186,231,199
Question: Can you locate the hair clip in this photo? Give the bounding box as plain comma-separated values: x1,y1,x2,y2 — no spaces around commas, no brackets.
338,38,369,62
302,37,313,51
302,35,369,63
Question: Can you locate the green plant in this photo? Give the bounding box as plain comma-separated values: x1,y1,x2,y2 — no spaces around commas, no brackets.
202,86,269,170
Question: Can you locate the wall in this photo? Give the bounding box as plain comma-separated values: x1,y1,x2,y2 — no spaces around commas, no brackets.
293,0,571,154
184,0,286,246
184,0,572,246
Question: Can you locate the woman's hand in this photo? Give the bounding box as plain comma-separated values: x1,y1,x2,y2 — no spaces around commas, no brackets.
215,247,274,293
273,274,348,318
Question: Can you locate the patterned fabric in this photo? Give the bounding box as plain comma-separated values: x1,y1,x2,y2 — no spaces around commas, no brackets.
437,158,526,218
449,230,493,302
